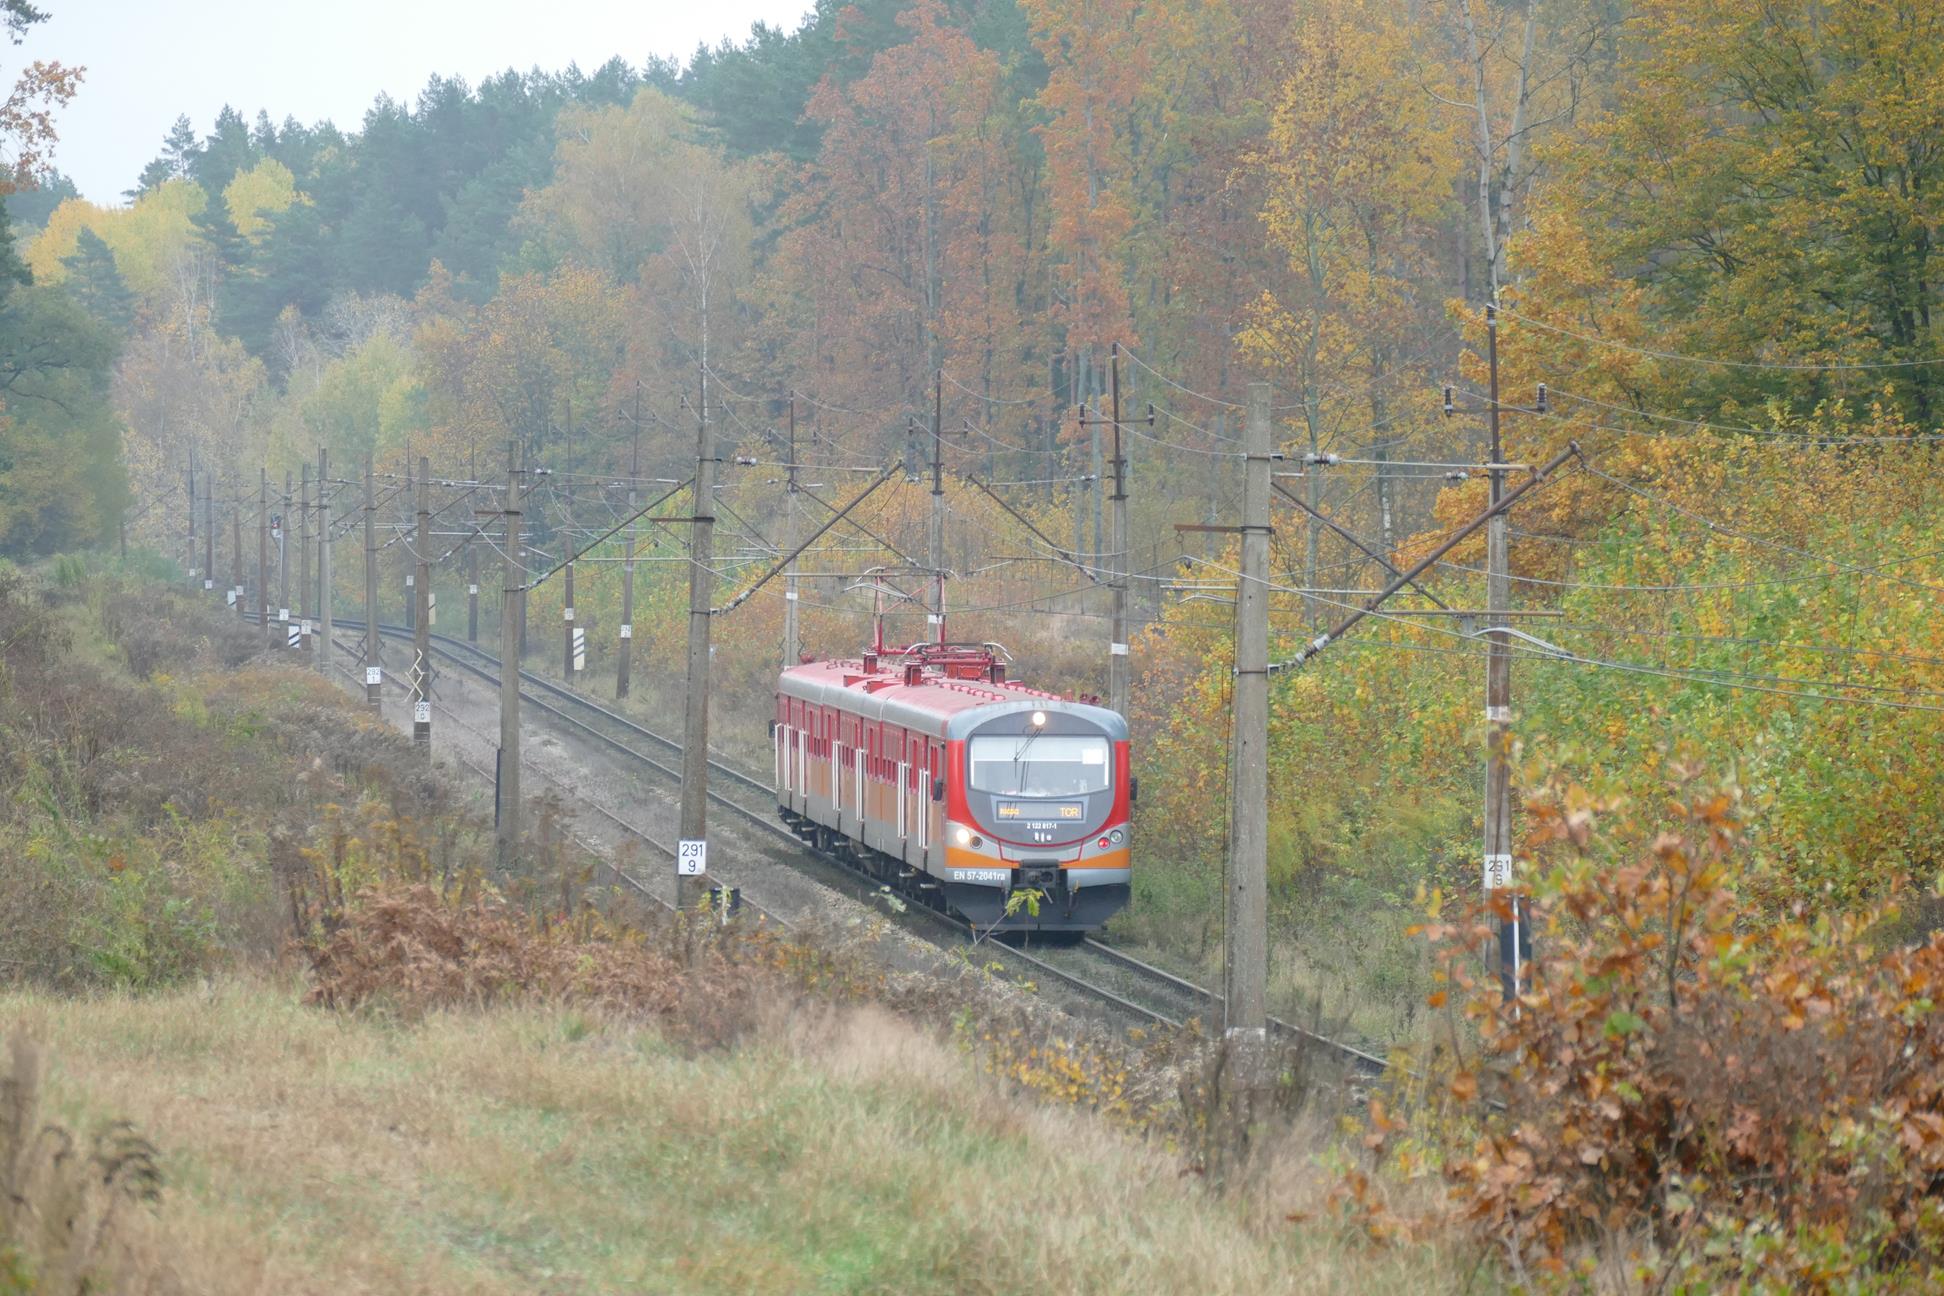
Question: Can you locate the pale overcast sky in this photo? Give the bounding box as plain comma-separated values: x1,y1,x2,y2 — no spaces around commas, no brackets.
35,0,817,204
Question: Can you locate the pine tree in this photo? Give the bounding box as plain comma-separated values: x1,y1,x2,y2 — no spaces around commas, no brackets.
124,157,172,200
160,114,198,178
5,168,75,231
189,195,246,269
192,105,256,196
0,202,30,305
58,227,133,331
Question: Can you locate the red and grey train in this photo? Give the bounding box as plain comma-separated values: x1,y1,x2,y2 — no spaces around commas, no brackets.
775,642,1132,933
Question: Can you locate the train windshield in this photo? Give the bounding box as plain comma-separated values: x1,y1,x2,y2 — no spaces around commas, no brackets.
968,734,1112,797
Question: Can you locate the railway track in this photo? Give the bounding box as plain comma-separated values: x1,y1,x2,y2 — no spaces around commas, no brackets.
305,616,1389,1079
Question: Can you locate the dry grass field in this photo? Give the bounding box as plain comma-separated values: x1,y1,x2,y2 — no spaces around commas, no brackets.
6,978,1459,1296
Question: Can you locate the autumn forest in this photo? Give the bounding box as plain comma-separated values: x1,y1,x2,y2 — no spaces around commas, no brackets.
5,0,1944,1285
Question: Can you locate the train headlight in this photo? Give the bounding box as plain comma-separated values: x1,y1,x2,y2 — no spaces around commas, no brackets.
955,827,973,846
1109,829,1125,845
1031,710,1047,728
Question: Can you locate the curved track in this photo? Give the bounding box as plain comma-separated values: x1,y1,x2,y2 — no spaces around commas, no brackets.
319,616,1389,1078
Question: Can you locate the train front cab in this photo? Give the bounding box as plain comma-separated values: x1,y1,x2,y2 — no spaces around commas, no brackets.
939,701,1131,933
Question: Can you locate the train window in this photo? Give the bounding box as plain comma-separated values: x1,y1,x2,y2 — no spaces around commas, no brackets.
968,734,1112,797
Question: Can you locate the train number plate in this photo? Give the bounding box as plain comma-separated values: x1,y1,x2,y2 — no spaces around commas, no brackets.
952,868,1009,884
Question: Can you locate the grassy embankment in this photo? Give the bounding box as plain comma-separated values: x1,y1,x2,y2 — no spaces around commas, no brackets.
0,561,1460,1295
11,983,1456,1295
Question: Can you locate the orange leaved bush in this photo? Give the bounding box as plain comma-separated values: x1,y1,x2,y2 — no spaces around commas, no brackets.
1392,760,1944,1289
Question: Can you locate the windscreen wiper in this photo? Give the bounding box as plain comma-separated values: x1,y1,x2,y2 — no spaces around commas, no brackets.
1012,728,1043,794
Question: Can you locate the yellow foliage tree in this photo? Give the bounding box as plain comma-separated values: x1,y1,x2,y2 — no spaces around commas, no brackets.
27,180,206,302
222,158,299,241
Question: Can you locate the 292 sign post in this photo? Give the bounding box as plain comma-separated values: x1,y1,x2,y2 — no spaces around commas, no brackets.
677,839,707,877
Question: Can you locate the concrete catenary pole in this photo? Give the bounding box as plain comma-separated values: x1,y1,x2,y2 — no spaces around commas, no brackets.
231,480,244,617
468,444,480,645
617,384,641,699
1482,303,1525,997
298,464,311,655
563,399,578,680
563,524,577,679
782,392,800,669
929,370,946,644
317,449,332,677
1222,381,1274,1134
257,468,270,646
186,450,198,589
678,366,717,907
279,470,292,624
1108,342,1130,717
363,456,381,713
496,440,525,870
203,470,215,597
413,454,432,753
403,458,416,633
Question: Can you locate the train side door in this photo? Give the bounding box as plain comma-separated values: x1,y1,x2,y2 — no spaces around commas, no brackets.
859,726,874,835
930,740,945,848
896,725,909,846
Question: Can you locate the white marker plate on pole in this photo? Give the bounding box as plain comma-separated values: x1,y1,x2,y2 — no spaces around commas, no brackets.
413,701,431,724
677,839,707,876
619,624,632,639
226,589,237,606
279,608,290,622
1110,642,1129,656
563,606,575,620
1483,853,1513,891
204,579,214,590
469,584,479,595
365,666,383,686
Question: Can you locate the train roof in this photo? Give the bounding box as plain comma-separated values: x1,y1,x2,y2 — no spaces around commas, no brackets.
779,656,1127,741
